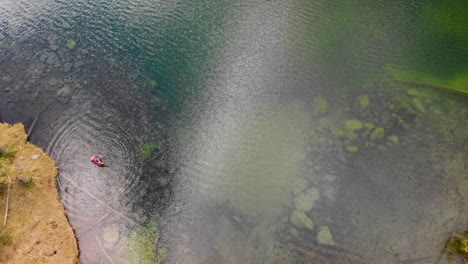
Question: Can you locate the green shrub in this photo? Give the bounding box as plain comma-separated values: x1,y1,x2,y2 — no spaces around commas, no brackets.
0,231,13,246
0,148,15,160
24,180,36,189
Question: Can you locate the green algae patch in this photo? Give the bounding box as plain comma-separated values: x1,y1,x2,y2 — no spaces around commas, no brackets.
312,96,328,117
370,127,385,141
356,95,369,109
140,141,158,158
344,119,363,131
388,65,468,95
66,39,77,49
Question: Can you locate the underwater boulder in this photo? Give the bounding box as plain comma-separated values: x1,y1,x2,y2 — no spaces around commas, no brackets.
66,39,77,49
63,62,73,73
290,210,314,230
345,120,363,131
312,96,328,117
357,95,369,109
294,187,320,212
346,146,358,152
364,122,375,130
55,86,74,103
411,98,425,113
370,127,385,141
387,135,399,145
317,226,335,246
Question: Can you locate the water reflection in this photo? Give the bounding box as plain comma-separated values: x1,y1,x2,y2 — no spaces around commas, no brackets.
0,0,467,263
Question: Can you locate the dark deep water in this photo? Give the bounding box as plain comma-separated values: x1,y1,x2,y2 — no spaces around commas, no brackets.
1,0,467,263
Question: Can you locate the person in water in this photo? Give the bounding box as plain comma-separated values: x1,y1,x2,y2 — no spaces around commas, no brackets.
91,155,104,167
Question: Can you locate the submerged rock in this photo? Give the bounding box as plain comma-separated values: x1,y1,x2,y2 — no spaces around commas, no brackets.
56,86,74,103
290,210,314,230
387,135,399,145
317,226,335,246
48,78,58,86
74,61,84,68
103,224,120,248
67,39,77,49
148,79,158,88
370,127,385,141
411,98,425,113
63,62,73,73
364,122,375,130
330,127,346,138
289,228,299,237
357,95,370,109
312,96,328,117
47,34,58,46
292,178,308,195
40,52,59,66
345,120,363,131
346,145,358,152
294,187,320,212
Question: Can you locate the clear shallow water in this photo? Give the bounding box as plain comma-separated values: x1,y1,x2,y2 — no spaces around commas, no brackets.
1,0,467,263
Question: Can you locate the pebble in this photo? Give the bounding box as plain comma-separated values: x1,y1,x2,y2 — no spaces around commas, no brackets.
63,63,73,73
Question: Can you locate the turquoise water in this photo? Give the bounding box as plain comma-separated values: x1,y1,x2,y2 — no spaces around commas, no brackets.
1,0,467,263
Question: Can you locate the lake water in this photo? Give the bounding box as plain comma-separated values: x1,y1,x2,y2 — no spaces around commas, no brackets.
1,0,467,263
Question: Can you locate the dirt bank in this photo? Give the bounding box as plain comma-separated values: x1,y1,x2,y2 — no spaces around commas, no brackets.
0,123,78,263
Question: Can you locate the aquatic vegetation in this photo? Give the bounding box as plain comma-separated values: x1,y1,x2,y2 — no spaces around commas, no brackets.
394,0,468,92
316,226,335,246
388,66,468,95
290,210,314,230
66,39,77,49
125,218,167,264
140,141,158,158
